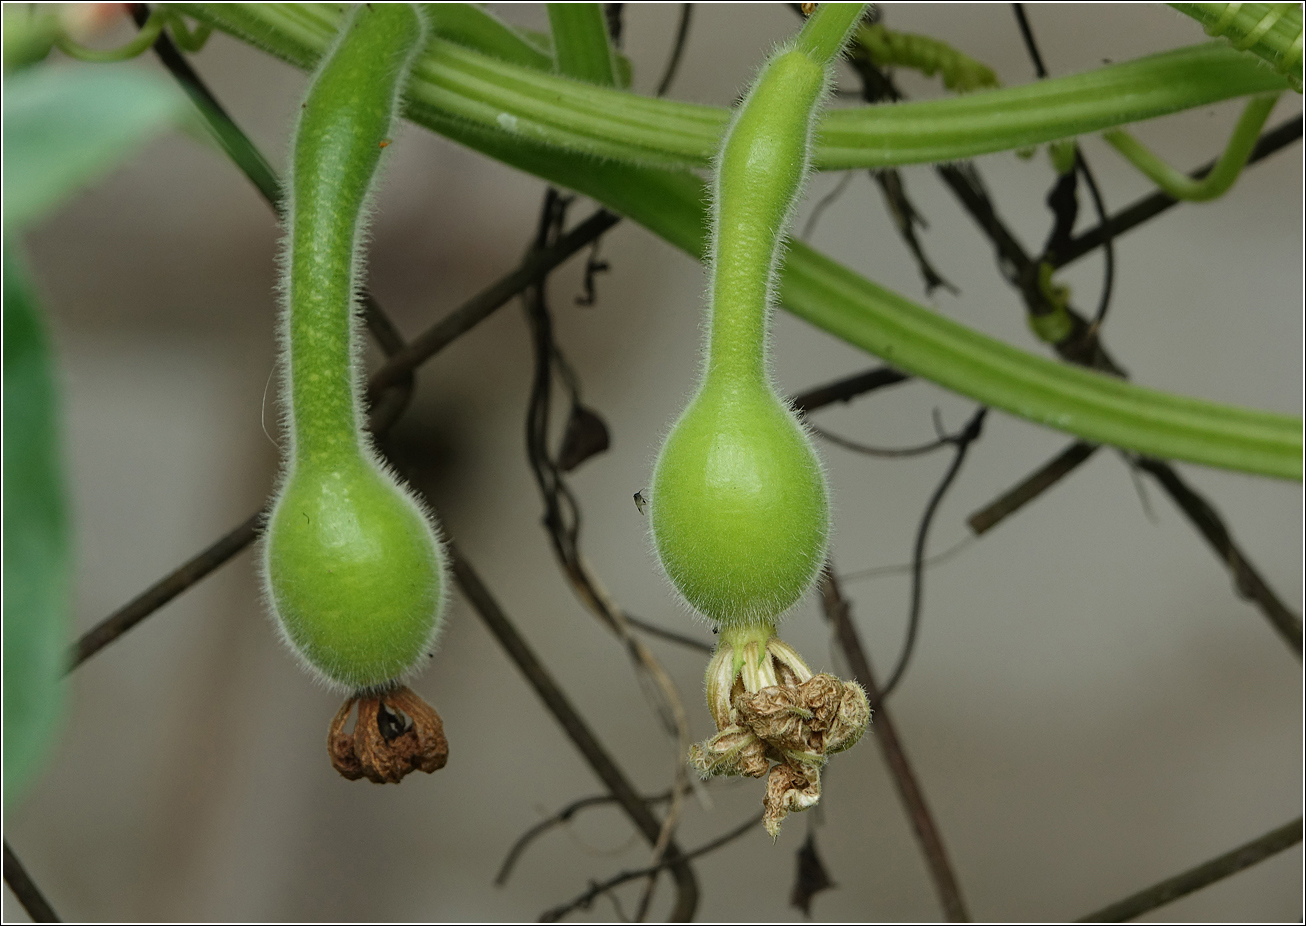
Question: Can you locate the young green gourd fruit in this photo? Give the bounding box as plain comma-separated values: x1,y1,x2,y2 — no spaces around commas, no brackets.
261,4,448,781
649,3,871,838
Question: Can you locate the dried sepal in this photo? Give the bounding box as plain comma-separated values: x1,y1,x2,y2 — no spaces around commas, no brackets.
764,762,822,839
767,637,813,686
327,685,448,783
689,725,770,778
705,646,738,730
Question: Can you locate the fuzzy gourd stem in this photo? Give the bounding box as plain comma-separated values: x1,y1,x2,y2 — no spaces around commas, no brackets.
287,9,416,459
794,3,867,64
710,4,862,389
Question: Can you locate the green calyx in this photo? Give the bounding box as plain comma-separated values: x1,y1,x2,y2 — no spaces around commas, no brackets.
263,3,446,692
720,622,779,679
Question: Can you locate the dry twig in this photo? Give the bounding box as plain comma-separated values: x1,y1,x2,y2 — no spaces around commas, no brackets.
1077,817,1303,922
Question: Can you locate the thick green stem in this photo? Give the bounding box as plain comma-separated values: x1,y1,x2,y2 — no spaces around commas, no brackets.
1170,2,1304,91
421,3,551,71
174,5,1295,169
177,2,1303,481
546,3,615,86
285,7,421,462
1104,92,1279,200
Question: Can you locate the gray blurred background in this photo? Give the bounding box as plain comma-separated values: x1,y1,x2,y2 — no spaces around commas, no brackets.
4,3,1302,922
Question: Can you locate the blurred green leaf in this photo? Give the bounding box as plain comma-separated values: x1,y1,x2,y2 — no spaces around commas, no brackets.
2,61,185,808
3,248,69,809
3,65,185,233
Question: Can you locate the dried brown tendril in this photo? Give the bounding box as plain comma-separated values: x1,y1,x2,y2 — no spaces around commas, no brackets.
328,685,448,783
690,628,870,837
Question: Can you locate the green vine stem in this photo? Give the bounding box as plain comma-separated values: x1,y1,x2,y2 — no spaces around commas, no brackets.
173,4,1294,169
546,3,616,86
1104,92,1280,200
170,3,1302,480
164,13,212,53
400,107,1304,482
1170,2,1304,91
421,2,552,71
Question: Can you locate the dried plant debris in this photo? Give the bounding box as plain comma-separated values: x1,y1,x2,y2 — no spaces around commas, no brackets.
690,629,870,837
328,685,448,783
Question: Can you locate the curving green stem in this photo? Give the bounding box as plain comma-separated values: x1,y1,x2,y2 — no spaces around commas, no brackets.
1103,92,1280,200
711,2,862,391
421,3,552,71
173,4,1295,169
794,2,866,64
55,10,164,63
174,2,1302,481
165,12,213,53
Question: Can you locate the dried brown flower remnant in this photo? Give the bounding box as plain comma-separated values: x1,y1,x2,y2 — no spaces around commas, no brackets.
765,763,822,838
688,725,770,779
328,685,448,783
691,626,871,837
736,674,869,761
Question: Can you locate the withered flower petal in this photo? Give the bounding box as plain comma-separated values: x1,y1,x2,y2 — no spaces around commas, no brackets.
326,685,448,783
689,725,769,778
764,762,822,839
824,681,871,755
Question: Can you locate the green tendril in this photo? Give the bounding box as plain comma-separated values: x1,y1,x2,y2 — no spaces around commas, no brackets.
55,10,163,63
1103,91,1279,201
855,21,1000,92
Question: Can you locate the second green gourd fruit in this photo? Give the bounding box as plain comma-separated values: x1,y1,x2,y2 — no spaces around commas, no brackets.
650,48,830,629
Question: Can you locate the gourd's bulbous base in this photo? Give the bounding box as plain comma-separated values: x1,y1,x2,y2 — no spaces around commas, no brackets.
265,459,444,690
650,385,829,625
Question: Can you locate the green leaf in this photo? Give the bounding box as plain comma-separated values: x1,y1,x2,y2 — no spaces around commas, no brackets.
3,64,185,233
3,248,70,810
2,60,184,807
